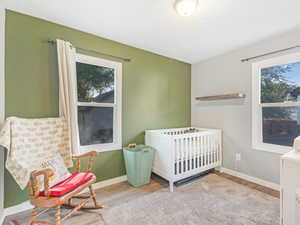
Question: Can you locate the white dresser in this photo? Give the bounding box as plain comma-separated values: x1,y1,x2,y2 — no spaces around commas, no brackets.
281,150,300,225
295,189,300,225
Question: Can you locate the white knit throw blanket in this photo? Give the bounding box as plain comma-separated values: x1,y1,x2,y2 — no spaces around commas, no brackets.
0,117,73,189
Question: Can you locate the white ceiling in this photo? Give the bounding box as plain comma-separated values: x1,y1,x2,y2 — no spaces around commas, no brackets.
3,0,300,63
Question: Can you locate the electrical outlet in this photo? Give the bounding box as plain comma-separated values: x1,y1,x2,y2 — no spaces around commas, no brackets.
236,153,241,161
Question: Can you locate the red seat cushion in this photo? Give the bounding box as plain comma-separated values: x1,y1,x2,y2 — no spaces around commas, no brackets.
39,172,95,197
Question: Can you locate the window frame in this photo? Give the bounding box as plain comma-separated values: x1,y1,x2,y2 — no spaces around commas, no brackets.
252,52,300,154
0,6,5,218
75,53,122,153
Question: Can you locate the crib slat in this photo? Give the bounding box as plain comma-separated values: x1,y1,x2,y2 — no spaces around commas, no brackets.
187,138,190,172
185,138,188,172
186,138,189,172
213,135,216,164
200,135,203,167
215,135,218,163
211,135,214,164
183,138,186,172
187,138,189,171
175,139,177,175
207,135,210,165
211,136,213,163
192,137,196,169
216,135,219,163
190,137,193,170
212,136,214,164
189,137,192,171
218,136,222,163
209,135,212,165
207,135,209,165
191,137,193,171
197,137,200,168
210,135,213,164
214,135,217,164
197,136,200,168
203,136,206,166
180,139,184,174
207,135,209,166
177,139,180,173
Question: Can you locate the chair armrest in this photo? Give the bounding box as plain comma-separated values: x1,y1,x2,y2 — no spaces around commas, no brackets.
31,168,54,178
30,168,54,197
72,151,98,172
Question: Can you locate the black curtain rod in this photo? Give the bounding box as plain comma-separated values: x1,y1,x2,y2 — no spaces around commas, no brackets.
47,40,131,62
241,45,300,62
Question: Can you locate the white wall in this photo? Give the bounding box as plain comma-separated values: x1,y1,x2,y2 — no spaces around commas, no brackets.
192,27,300,184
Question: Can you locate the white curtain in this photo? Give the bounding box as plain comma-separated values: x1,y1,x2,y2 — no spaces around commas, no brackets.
56,39,80,155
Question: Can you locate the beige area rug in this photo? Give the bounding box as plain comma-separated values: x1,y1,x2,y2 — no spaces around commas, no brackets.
4,174,279,225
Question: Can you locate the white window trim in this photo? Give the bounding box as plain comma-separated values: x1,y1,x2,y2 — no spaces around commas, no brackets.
0,7,5,124
252,51,300,154
75,54,122,153
0,5,5,220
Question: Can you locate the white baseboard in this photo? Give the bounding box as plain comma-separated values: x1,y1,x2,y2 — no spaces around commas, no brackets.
219,167,280,191
92,175,127,190
1,175,127,224
3,201,33,217
0,213,4,225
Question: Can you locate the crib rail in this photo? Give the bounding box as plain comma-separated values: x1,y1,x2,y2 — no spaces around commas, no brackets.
163,128,201,136
148,127,219,138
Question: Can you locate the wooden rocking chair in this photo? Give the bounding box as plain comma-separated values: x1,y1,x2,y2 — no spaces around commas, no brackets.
11,151,103,225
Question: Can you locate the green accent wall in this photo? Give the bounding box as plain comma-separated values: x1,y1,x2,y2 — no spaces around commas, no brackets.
4,10,191,208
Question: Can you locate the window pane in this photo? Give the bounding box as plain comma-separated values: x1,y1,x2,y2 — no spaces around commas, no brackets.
262,106,300,146
78,106,113,145
76,62,115,103
261,62,300,103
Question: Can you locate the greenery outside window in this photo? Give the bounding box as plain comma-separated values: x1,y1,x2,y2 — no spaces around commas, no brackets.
75,54,122,153
252,52,300,154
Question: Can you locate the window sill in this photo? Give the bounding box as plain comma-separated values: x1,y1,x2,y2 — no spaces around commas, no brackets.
80,143,122,153
252,143,292,155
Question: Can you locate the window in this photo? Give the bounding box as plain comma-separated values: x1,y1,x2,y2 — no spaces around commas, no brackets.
252,52,300,154
75,54,122,152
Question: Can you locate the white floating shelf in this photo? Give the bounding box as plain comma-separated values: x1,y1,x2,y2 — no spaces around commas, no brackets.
195,93,246,101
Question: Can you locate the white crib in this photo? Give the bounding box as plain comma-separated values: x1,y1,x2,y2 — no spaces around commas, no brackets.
145,127,222,192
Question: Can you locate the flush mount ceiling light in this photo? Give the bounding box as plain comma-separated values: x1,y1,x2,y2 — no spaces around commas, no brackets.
174,0,198,17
